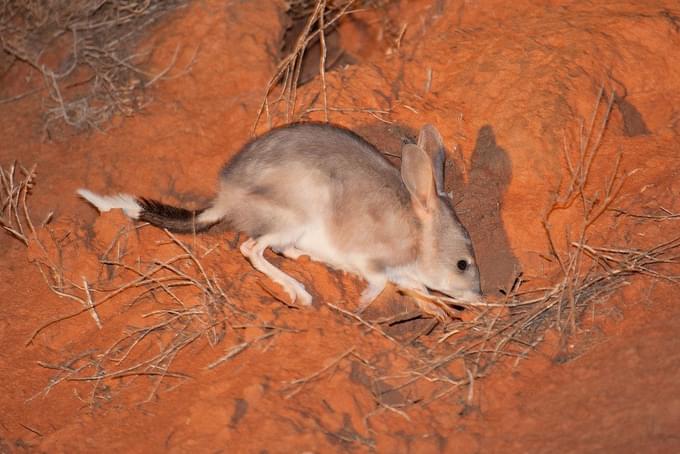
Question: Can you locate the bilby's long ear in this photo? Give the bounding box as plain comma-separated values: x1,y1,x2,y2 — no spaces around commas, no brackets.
417,124,446,196
401,144,436,210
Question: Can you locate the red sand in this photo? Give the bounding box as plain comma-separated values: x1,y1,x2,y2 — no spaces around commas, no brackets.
1,1,679,452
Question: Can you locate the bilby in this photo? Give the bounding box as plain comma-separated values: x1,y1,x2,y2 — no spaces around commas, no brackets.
78,122,482,315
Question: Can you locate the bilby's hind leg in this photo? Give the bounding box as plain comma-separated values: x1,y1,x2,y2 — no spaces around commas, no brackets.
240,236,313,306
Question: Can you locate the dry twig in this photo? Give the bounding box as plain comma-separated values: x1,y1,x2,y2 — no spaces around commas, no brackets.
0,161,37,245
252,0,357,132
29,225,260,403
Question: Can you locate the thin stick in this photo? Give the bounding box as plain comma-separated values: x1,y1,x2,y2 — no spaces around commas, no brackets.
283,347,355,399
318,0,329,122
82,277,102,329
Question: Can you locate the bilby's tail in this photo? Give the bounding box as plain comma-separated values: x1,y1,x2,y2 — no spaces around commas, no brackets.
77,189,222,233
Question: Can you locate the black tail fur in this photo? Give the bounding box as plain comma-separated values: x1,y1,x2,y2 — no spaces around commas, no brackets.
136,198,214,233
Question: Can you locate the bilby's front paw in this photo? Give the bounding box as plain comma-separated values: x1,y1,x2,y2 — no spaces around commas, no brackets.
415,299,448,322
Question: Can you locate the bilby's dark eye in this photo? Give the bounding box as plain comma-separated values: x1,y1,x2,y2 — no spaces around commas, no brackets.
457,260,468,271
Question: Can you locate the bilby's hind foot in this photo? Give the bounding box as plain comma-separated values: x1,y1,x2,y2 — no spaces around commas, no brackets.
240,236,313,306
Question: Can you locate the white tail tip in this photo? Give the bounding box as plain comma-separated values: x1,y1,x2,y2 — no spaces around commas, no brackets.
77,188,141,218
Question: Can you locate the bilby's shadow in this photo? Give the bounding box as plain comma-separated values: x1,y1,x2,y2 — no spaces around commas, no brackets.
450,125,520,296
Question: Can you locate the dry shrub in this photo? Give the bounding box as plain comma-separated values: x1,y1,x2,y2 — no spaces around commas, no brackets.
0,0,188,135
1,163,279,405
254,0,391,131
25,223,276,405
0,166,263,403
